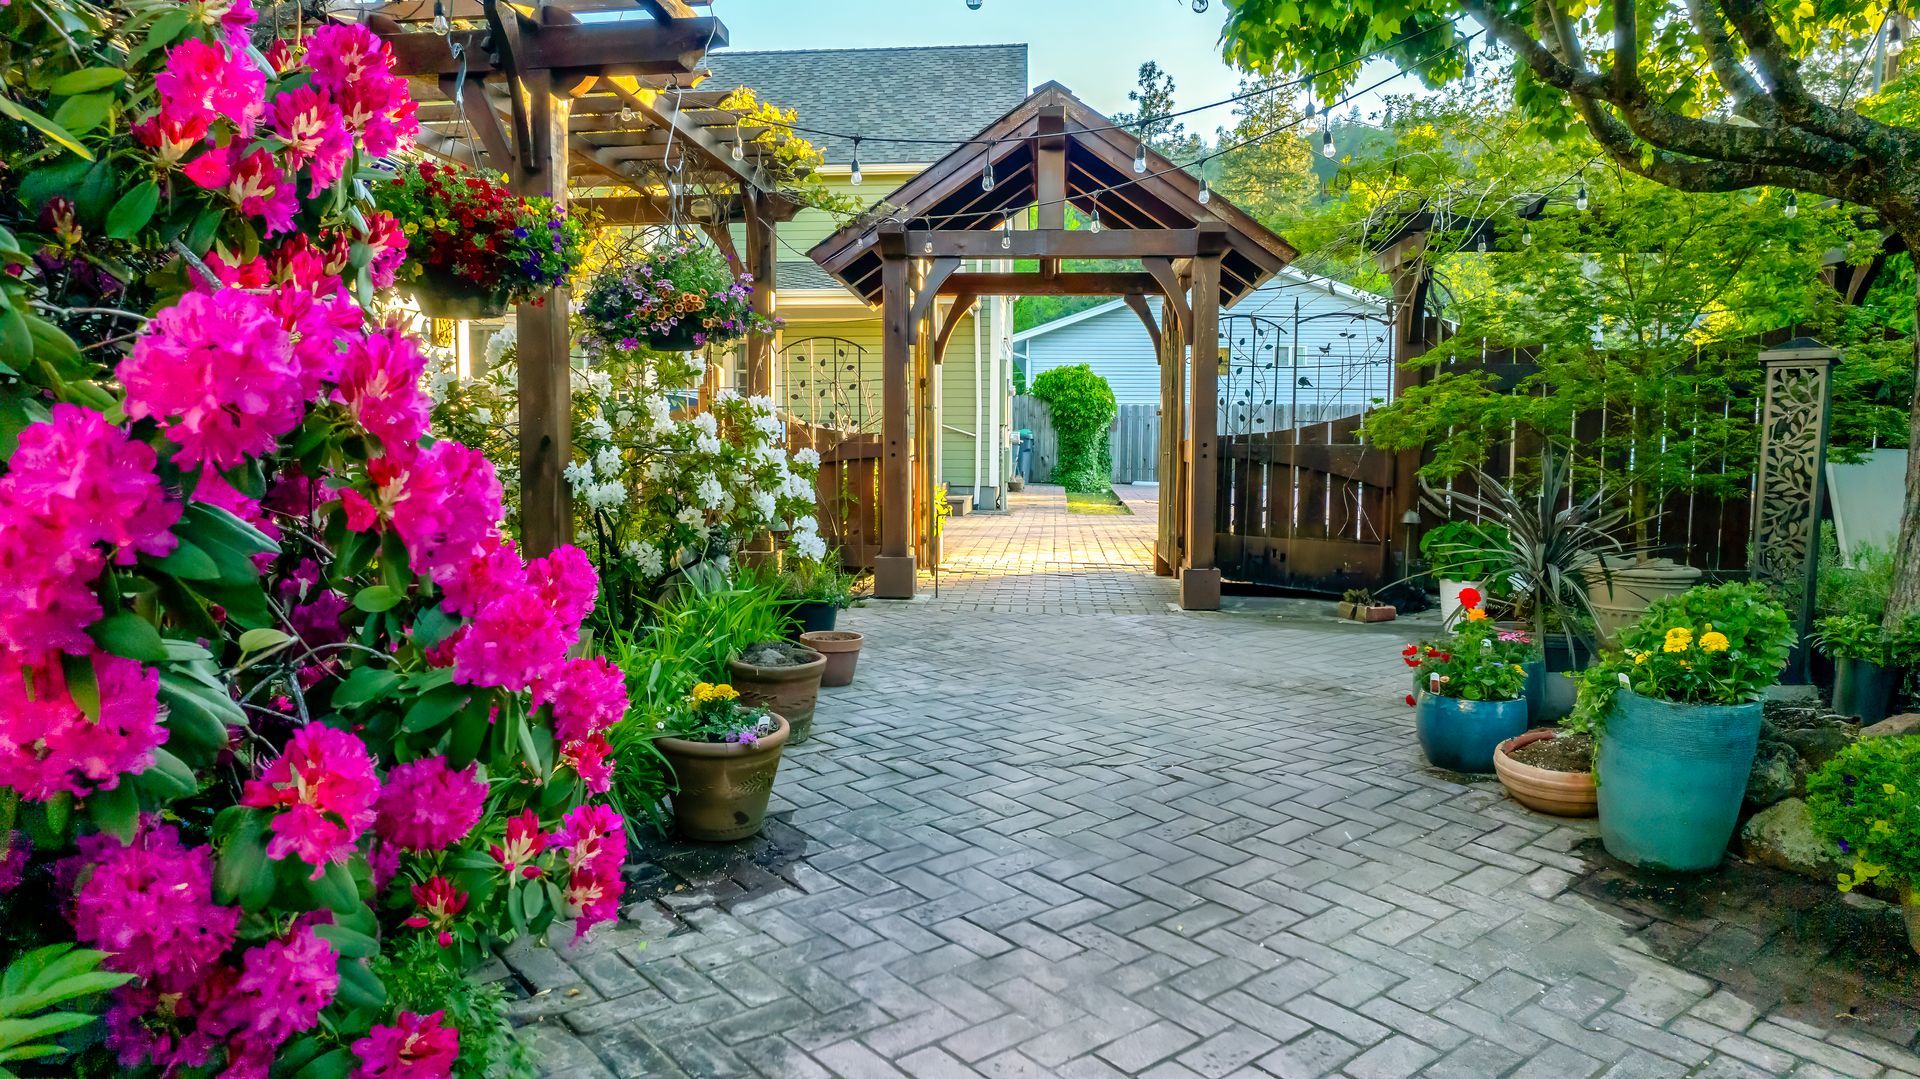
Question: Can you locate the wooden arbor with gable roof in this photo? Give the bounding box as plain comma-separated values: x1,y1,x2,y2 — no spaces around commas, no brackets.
808,82,1295,609
341,0,804,555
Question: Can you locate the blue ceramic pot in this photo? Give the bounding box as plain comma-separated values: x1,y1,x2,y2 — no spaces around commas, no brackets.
1597,689,1762,872
1415,693,1529,773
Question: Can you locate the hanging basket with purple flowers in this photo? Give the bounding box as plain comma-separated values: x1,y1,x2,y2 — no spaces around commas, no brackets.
579,238,775,354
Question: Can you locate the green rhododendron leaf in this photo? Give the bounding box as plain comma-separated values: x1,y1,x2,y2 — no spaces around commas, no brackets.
87,611,168,662
105,181,159,240
85,784,138,842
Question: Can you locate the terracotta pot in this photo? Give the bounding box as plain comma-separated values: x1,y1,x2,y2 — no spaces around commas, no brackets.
657,714,789,842
728,644,826,744
1494,730,1597,818
799,630,864,687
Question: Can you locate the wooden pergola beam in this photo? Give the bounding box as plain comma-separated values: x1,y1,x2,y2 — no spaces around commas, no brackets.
935,271,1162,296
606,78,767,193
380,19,723,78
906,229,1200,260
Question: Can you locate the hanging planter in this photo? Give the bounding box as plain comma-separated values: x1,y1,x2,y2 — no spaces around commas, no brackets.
580,237,776,355
377,159,588,313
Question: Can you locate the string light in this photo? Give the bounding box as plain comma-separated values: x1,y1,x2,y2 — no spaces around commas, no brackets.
1476,235,1487,253
1575,184,1589,211
1321,129,1335,157
1891,21,1906,56
923,237,934,254
981,156,995,192
849,136,863,185
1089,204,1104,234
1784,191,1799,218
1001,218,1013,249
1304,99,1316,121
1522,223,1534,246
1198,178,1211,205
966,0,983,8
1192,0,1209,10
620,102,637,124
1133,142,1149,174
730,123,745,161
432,0,449,35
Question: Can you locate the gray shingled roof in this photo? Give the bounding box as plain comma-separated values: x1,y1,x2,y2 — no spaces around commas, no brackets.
703,45,1029,166
776,261,841,292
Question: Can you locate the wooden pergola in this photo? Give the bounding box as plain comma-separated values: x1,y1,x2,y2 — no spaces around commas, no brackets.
809,83,1296,609
341,0,806,555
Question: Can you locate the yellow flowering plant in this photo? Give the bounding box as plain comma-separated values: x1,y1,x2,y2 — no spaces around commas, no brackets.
1567,582,1794,736
1806,738,1920,898
665,681,775,745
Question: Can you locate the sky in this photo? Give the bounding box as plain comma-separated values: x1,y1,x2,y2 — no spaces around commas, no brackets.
703,0,1272,136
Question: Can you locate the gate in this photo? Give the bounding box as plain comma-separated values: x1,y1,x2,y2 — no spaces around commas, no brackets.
1214,305,1398,592
780,337,882,570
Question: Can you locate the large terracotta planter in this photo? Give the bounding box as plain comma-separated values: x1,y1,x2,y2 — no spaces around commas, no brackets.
1597,689,1762,872
1583,557,1701,646
1493,730,1597,817
657,714,789,841
1415,693,1528,773
728,643,826,744
799,630,864,687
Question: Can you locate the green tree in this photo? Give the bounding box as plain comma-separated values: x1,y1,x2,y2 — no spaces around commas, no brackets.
1114,62,1208,163
1221,0,1920,625
1212,74,1319,228
1031,365,1119,492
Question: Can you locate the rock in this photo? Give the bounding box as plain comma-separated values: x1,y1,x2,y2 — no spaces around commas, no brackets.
1862,713,1920,740
1745,739,1804,808
1741,798,1844,884
1779,724,1859,770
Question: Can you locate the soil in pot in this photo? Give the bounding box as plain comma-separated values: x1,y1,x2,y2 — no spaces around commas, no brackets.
728,642,826,744
1494,730,1597,818
798,630,864,687
658,713,789,842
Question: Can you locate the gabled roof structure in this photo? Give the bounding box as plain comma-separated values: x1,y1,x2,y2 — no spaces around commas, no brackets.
808,81,1295,309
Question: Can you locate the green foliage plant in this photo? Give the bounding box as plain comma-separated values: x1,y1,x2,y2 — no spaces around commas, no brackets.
1813,614,1893,665
372,936,530,1079
1418,520,1511,581
1030,364,1118,492
1402,613,1537,703
664,682,777,745
1806,737,1920,897
1566,583,1795,739
0,945,132,1078
783,557,860,609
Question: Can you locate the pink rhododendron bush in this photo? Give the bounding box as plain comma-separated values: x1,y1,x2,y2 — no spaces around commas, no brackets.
0,2,619,1075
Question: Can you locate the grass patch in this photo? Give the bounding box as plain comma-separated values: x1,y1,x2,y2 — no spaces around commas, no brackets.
1066,489,1132,515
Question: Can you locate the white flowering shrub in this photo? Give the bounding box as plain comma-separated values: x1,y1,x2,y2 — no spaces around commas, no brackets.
428,330,824,626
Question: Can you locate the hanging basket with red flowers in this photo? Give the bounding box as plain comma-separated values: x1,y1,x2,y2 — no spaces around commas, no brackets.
378,159,589,317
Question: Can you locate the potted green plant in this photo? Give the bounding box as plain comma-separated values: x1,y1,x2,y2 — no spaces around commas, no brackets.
378,159,587,317
579,238,774,354
1420,520,1509,623
728,640,827,744
1807,736,1920,956
781,557,860,635
1401,606,1536,772
1338,588,1397,623
1569,582,1795,872
655,681,789,841
1814,614,1898,724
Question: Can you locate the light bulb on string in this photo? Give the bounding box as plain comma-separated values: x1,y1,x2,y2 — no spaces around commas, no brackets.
1463,55,1474,79
1089,204,1104,234
966,0,983,8
1304,98,1316,121
1321,129,1335,158
432,0,449,35
730,124,745,162
1133,142,1148,174
981,156,995,192
1784,191,1799,218
923,238,934,255
619,102,637,124
1891,21,1906,56
1522,223,1534,246
1575,184,1589,211
849,137,863,186
1192,0,1208,10
1001,219,1013,250
1476,235,1487,254
1198,178,1211,205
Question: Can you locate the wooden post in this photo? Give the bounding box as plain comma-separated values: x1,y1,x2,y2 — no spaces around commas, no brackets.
1154,297,1180,576
513,69,573,557
1180,226,1226,610
1381,236,1435,570
744,190,778,397
874,227,916,598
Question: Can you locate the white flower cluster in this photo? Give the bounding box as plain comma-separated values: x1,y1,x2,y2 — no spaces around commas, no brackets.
484,323,517,367
563,455,629,512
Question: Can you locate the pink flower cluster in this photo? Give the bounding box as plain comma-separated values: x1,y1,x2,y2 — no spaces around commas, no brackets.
490,809,549,879
352,1010,460,1079
240,724,380,879
0,651,168,802
71,820,239,992
536,656,627,793
0,404,178,655
375,756,486,852
336,322,432,449
403,875,468,947
556,803,626,938
152,23,416,237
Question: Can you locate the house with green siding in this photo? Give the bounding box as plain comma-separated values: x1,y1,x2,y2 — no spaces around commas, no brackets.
705,44,1030,511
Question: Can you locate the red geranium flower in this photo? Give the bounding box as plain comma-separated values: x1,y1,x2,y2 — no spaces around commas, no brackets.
1457,586,1482,610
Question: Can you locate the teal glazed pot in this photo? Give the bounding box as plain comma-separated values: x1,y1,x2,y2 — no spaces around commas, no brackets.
1833,658,1896,725
1415,693,1529,773
1597,689,1763,872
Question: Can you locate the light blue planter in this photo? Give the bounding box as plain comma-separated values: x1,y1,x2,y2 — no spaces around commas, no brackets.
1416,693,1529,774
1597,689,1763,872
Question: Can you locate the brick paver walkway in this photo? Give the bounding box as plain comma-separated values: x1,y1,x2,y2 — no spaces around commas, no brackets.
928,485,1172,614
509,500,1920,1078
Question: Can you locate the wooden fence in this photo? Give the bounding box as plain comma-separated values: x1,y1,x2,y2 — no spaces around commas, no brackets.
1012,397,1160,485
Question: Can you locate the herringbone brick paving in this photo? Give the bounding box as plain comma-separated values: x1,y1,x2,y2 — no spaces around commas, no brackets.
508,504,1920,1078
